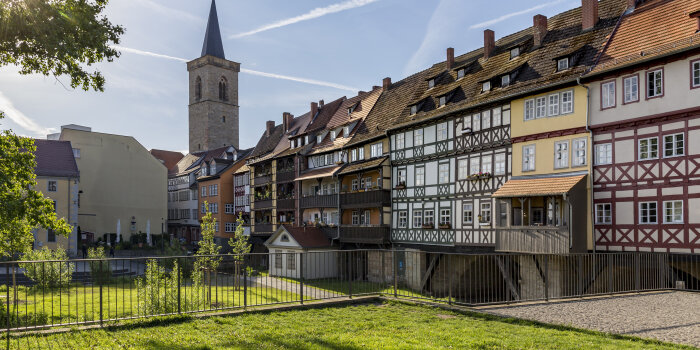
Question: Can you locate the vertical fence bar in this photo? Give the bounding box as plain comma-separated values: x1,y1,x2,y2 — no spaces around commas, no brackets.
299,252,304,305
393,250,398,298
635,253,641,292
448,254,453,305
6,263,11,350
348,251,353,299
177,257,182,314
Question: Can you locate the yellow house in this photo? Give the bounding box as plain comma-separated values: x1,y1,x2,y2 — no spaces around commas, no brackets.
494,85,592,253
32,139,80,255
56,125,167,244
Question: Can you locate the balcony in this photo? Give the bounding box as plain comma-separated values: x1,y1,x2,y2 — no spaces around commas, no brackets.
253,223,273,234
277,198,295,210
300,193,338,208
340,225,389,244
255,199,273,209
340,189,390,209
276,170,295,183
496,226,570,254
253,174,272,186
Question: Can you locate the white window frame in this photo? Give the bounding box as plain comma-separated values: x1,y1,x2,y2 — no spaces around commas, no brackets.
501,75,510,87
410,105,418,115
352,210,359,225
413,210,423,228
535,96,547,118
72,148,81,158
480,202,492,224
481,110,491,129
398,211,408,228
437,122,448,141
561,90,574,114
472,114,481,132
47,180,57,192
646,69,663,98
601,81,616,109
439,209,451,226
663,200,683,224
457,68,465,79
554,141,569,169
494,153,506,175
463,203,473,224
428,78,435,89
548,93,560,116
414,129,424,146
424,210,434,227
397,168,407,186
396,133,405,149
524,99,535,120
510,47,519,59
438,163,450,184
639,201,658,224
481,156,492,174
492,107,502,127
482,81,491,92
572,138,587,167
623,75,639,103
693,60,700,88
370,142,383,158
595,143,612,165
351,149,357,162
595,203,612,225
663,133,684,158
638,137,658,160
201,186,207,197
358,147,364,160
557,58,569,71
470,157,480,175
438,95,447,107
522,145,535,172
415,166,425,186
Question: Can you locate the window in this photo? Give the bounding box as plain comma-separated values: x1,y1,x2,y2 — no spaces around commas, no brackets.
47,229,56,243
482,110,491,129
209,202,218,214
351,149,357,162
201,203,206,214
437,123,448,141
439,163,450,183
601,81,616,109
638,137,658,160
495,153,506,175
225,203,234,214
463,203,473,224
472,114,481,132
554,141,569,169
275,251,283,269
470,158,480,175
595,143,612,165
362,210,370,225
572,138,587,166
195,76,202,100
482,81,491,92
647,69,663,98
438,95,447,107
482,156,492,174
510,47,520,59
501,75,510,87
595,204,611,224
548,94,560,116
214,222,219,232
458,160,468,180
457,68,465,79
222,116,226,123
524,99,535,120
358,147,364,160
398,211,408,228
410,105,418,115
413,210,423,228
209,184,218,196
287,252,296,270
225,222,235,233
663,133,684,157
623,75,639,103
72,148,81,158
352,211,359,225
397,168,407,186
47,180,57,192
561,90,573,114
330,130,336,140
317,135,322,144
428,78,435,89
639,202,657,224
522,145,535,171
414,129,423,146
492,107,502,127
201,186,207,197
693,60,700,88
344,126,350,137
439,209,451,226
218,77,228,101
396,133,405,149
424,210,434,227
364,177,372,190
370,142,383,157
415,167,425,186
557,58,569,71
535,96,547,118
663,200,683,224
480,203,491,223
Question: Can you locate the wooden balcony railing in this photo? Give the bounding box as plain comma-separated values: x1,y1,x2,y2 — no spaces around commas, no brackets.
253,223,273,234
340,189,390,209
276,170,295,183
253,174,272,186
255,199,273,209
277,198,295,210
496,226,570,254
339,225,389,244
300,194,338,208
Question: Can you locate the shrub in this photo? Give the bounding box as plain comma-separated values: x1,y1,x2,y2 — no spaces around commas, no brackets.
136,260,197,315
87,247,111,285
18,247,73,288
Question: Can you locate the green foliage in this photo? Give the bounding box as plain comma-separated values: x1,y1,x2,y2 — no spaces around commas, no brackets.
228,213,251,262
0,0,124,91
18,247,73,288
195,201,221,271
136,259,202,315
0,115,72,257
87,246,111,284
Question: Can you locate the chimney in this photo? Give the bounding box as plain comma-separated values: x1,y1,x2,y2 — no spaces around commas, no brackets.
311,102,318,118
319,100,324,107
282,112,293,132
533,15,548,47
383,77,392,90
484,29,495,59
446,47,455,69
265,120,275,136
582,0,598,31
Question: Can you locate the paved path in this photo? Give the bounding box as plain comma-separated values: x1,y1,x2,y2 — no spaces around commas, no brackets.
249,276,336,299
477,291,700,348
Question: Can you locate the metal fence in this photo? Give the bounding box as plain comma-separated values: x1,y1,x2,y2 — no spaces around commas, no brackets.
0,250,698,334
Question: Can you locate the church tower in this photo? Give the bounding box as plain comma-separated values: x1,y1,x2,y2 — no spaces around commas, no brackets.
187,0,240,153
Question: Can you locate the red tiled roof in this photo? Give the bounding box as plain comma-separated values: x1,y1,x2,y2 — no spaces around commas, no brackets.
282,225,332,248
33,139,79,178
492,175,586,198
150,149,184,174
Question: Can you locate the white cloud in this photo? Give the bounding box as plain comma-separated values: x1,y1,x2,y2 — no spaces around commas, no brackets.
230,0,381,39
0,91,54,136
468,0,565,29
113,45,358,91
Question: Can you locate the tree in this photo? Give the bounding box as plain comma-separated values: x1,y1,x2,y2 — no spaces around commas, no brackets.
0,0,124,91
0,114,72,257
228,213,251,290
195,201,221,305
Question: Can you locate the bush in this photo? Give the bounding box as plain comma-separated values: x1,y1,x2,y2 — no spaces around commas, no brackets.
87,247,111,284
136,260,198,315
18,247,73,288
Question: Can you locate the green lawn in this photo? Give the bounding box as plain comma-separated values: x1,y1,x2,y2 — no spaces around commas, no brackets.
10,301,691,349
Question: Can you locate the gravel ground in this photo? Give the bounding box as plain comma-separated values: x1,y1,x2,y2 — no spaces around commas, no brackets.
479,291,700,348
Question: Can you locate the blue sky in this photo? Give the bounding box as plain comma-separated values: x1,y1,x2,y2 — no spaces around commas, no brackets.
0,0,578,153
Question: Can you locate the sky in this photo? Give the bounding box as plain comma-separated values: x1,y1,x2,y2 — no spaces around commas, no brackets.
0,0,579,153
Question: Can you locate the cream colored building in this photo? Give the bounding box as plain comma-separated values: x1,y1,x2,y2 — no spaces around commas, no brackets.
57,125,167,244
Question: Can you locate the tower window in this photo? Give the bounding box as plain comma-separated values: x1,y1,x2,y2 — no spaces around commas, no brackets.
195,76,202,100
218,77,228,101
222,116,226,123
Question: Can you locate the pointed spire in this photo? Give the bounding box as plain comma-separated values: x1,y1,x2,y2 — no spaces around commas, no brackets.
201,0,225,59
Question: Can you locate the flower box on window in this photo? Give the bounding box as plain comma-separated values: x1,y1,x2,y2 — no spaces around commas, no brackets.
438,223,452,229
422,224,434,229
395,182,406,189
468,172,492,181
335,160,345,165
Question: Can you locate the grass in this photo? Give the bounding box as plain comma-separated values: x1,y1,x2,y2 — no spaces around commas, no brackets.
9,300,692,349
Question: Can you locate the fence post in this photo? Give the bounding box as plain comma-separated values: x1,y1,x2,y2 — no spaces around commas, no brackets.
243,256,248,309
299,252,304,305
177,258,181,314
6,263,11,350
348,252,353,299
635,253,641,292
544,255,549,302
381,250,386,293
393,250,398,298
99,261,104,326
608,254,613,294
448,255,453,305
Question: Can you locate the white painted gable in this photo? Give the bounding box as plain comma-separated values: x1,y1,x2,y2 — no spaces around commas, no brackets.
265,227,302,249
